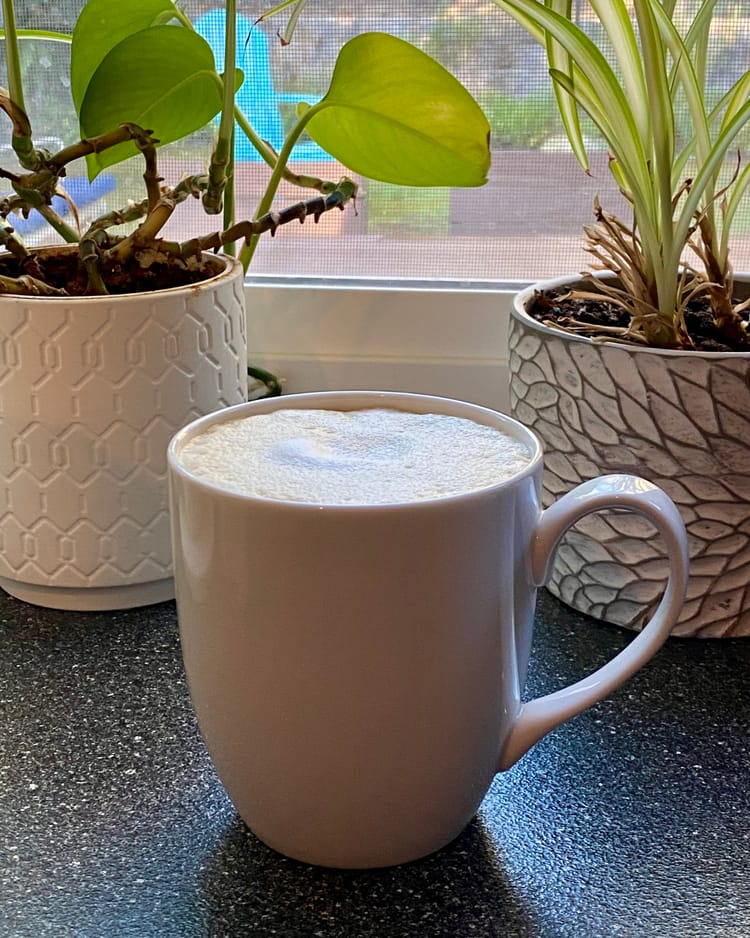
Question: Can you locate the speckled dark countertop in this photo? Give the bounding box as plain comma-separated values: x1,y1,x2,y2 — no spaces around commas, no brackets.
1,589,749,938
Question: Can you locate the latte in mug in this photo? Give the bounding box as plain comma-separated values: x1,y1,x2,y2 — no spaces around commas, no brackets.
176,407,532,505
168,390,689,868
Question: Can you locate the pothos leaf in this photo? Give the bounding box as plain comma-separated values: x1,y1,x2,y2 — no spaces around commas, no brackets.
78,26,240,178
71,0,178,110
304,32,490,187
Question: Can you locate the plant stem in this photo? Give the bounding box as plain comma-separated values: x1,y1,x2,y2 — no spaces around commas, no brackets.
223,145,236,256
219,0,237,252
2,0,25,112
209,0,237,234
175,176,356,257
36,204,79,243
179,1,236,231
238,102,325,269
233,106,339,195
233,105,281,168
218,0,237,188
0,0,40,170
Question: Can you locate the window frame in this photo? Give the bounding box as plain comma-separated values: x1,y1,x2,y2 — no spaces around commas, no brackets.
245,277,526,410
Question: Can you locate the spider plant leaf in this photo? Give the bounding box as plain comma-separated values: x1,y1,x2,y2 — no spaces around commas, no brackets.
706,70,750,140
721,161,750,260
79,26,236,178
682,0,719,87
632,2,674,206
256,0,306,21
489,0,652,202
550,64,658,255
665,0,719,224
719,72,750,135
652,2,711,167
279,0,308,44
71,0,178,110
545,0,588,171
255,0,309,44
589,0,651,145
647,0,715,245
548,68,618,144
552,56,655,223
674,95,750,250
0,28,71,42
303,33,490,187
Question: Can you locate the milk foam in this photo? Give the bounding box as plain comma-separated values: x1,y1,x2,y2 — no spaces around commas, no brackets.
178,408,532,505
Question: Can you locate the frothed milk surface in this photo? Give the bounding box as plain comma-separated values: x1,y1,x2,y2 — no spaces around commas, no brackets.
178,408,532,505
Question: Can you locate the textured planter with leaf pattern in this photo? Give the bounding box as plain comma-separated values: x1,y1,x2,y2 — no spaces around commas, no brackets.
509,275,750,639
0,250,247,611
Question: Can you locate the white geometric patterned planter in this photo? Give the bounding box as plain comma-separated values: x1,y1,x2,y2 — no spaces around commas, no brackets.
0,251,247,611
510,275,750,639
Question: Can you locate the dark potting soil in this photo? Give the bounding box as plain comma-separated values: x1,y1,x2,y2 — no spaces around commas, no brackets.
0,245,225,296
528,285,750,352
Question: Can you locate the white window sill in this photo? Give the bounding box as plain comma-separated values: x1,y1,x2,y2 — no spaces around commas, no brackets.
245,278,526,411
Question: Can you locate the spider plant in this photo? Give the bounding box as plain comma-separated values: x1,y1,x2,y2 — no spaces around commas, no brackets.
489,0,750,349
0,0,491,296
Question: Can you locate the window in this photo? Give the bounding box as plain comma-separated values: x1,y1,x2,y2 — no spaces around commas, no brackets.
2,2,750,404
6,1,750,282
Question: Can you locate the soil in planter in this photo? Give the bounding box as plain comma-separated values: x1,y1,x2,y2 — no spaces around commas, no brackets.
528,284,750,352
0,244,226,296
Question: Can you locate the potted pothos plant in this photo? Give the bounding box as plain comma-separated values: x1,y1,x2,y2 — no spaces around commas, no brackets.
0,0,490,611
490,0,750,638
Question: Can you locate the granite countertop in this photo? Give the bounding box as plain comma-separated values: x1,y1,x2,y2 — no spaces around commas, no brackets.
1,589,748,938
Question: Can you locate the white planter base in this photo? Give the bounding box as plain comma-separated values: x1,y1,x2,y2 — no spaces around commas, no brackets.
0,575,174,611
0,250,247,612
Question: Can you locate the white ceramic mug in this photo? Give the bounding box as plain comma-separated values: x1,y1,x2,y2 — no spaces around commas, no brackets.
167,390,688,869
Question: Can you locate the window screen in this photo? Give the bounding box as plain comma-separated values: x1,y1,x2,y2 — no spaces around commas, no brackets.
3,1,749,283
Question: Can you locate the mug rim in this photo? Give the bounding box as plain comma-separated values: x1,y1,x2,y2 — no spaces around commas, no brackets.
167,389,544,511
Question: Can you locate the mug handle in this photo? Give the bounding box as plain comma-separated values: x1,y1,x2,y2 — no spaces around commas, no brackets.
498,474,689,771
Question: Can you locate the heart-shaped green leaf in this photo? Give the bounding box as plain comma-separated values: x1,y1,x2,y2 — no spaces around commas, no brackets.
304,32,490,187
79,25,228,177
71,0,178,110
